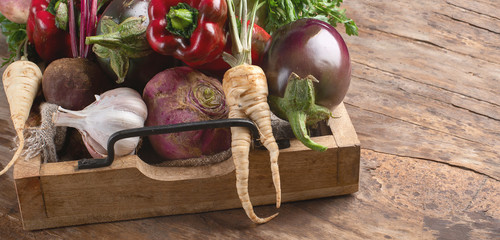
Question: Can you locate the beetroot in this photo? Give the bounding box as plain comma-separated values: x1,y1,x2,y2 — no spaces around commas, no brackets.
42,58,112,110
142,66,231,160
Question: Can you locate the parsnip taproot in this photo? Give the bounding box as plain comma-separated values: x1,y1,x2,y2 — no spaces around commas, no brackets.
223,65,281,223
222,0,280,223
0,59,42,175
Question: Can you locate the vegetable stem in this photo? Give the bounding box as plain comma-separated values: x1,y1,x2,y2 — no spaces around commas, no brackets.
268,72,332,151
85,0,99,57
69,0,78,57
286,110,327,152
85,16,152,83
80,0,87,57
225,0,263,67
165,3,199,39
227,0,242,57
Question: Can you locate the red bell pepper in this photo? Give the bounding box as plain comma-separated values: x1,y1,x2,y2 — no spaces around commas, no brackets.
27,0,73,62
147,0,227,66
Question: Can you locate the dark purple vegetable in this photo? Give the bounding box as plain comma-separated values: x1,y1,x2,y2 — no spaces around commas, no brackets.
42,58,112,110
142,66,231,160
41,0,113,110
263,18,351,151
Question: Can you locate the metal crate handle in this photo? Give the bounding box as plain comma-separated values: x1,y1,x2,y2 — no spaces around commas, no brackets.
77,118,289,170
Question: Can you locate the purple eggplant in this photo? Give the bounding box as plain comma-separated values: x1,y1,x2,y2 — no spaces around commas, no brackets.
263,18,352,151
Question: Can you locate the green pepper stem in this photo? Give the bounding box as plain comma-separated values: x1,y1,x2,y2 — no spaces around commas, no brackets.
268,73,332,152
169,9,194,29
165,3,199,39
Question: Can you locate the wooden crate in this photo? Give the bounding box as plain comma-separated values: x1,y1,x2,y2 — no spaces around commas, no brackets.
13,103,360,230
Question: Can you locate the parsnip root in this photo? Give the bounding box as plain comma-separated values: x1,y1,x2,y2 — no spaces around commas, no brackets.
223,64,281,224
0,60,42,175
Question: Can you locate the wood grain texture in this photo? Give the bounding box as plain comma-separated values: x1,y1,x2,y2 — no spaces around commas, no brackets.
0,0,499,238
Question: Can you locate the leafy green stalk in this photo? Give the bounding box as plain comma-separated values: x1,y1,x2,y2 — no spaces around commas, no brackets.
223,0,263,67
265,0,358,35
0,13,27,67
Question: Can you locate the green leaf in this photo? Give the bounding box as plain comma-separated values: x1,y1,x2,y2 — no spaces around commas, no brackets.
264,0,358,36
92,44,112,59
100,17,119,34
109,51,129,84
0,13,28,65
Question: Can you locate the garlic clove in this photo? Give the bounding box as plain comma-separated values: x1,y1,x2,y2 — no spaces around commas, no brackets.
80,130,107,158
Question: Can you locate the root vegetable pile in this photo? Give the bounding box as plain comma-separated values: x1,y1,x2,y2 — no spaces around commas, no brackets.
0,0,355,225
222,0,281,223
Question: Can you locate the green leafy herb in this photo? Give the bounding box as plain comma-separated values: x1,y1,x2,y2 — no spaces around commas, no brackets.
264,0,358,35
0,13,28,67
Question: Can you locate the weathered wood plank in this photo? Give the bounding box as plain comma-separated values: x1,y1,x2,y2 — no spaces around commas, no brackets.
343,0,500,64
342,28,500,106
441,1,500,34
347,62,500,147
445,0,500,20
345,103,499,179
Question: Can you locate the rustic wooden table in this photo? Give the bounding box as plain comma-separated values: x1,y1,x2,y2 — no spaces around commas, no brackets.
0,0,499,239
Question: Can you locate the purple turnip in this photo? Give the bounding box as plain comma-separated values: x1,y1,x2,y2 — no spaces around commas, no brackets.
263,18,352,151
142,66,231,160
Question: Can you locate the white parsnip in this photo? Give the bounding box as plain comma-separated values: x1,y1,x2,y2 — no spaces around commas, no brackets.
0,60,43,175
223,65,281,223
221,0,281,224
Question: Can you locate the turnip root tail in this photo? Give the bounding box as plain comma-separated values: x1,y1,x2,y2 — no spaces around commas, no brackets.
1,60,42,175
223,64,281,224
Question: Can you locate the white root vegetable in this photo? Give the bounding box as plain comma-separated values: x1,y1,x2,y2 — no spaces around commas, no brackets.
222,0,281,224
1,60,43,175
0,0,30,24
223,65,281,223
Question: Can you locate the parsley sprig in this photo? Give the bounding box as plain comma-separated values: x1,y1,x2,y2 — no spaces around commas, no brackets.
0,13,28,67
265,0,358,35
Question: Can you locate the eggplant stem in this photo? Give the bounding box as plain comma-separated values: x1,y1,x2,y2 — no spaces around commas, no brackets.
268,73,332,151
287,111,328,152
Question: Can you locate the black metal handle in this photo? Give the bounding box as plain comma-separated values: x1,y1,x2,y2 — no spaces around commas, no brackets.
78,118,262,170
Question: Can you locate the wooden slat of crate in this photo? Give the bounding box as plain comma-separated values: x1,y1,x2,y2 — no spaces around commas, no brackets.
13,102,360,230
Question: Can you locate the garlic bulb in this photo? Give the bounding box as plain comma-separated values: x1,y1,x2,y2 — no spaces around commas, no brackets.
53,87,147,158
